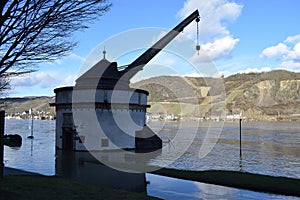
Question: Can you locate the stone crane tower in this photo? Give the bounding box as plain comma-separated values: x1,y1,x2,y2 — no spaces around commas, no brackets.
51,10,200,152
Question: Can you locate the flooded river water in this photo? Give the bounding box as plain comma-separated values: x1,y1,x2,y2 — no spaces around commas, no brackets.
3,119,300,199
148,120,300,179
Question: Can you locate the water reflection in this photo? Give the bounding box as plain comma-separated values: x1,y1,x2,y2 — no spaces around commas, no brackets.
30,139,33,157
146,174,300,200
4,120,55,175
56,150,147,193
239,157,243,172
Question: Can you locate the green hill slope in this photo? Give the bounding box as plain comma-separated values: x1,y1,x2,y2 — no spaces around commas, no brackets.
132,70,300,119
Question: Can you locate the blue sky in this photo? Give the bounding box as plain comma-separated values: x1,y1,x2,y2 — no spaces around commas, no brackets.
9,0,300,97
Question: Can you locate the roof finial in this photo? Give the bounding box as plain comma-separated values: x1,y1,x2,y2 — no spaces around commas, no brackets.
103,46,106,60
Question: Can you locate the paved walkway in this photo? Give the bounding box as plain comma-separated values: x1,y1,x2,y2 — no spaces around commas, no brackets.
4,167,41,176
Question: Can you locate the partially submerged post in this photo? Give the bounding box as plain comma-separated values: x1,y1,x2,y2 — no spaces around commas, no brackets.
239,118,243,171
239,118,242,158
0,110,5,178
27,108,34,139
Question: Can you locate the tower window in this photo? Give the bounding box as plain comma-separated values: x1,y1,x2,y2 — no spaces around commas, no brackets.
101,139,109,147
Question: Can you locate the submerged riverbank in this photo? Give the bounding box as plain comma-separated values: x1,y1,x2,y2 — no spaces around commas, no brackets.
0,175,159,200
151,168,300,197
3,167,299,199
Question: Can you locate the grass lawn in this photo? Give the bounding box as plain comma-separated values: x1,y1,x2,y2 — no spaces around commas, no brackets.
0,176,159,200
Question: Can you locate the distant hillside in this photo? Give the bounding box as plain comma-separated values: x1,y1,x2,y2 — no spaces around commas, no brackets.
0,96,55,116
2,70,300,120
131,70,300,118
224,70,300,116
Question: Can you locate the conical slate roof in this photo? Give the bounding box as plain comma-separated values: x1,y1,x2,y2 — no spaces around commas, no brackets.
75,55,129,89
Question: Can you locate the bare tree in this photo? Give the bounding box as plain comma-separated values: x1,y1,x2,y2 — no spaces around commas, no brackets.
0,0,111,93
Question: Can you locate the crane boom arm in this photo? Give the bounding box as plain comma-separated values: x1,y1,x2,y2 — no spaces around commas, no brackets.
123,10,200,77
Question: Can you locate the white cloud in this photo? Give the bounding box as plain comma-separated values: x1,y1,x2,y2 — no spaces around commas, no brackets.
177,0,242,62
12,72,59,88
237,67,271,74
202,36,239,60
280,61,300,71
68,53,85,62
61,75,76,86
178,0,243,41
259,43,289,58
11,71,76,89
286,42,300,61
260,34,300,70
52,53,85,65
191,35,239,63
284,34,300,43
183,72,206,77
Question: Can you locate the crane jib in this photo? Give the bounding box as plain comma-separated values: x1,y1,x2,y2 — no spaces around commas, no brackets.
123,10,200,77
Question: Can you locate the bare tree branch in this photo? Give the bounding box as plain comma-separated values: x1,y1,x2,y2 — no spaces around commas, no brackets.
0,0,111,93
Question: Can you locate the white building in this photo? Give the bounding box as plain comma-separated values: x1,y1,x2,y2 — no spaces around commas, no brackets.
51,54,162,151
